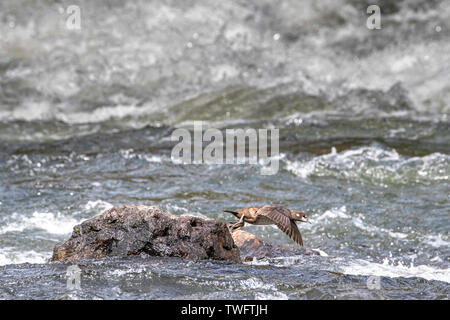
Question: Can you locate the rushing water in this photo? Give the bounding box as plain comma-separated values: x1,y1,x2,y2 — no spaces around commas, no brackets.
0,0,449,299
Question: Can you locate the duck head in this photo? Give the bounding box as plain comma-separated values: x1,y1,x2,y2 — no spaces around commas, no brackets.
290,210,309,222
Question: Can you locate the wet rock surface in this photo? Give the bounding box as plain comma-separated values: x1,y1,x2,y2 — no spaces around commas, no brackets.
51,205,241,263
231,229,319,262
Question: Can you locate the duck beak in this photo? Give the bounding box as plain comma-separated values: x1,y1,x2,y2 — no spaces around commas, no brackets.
300,216,309,223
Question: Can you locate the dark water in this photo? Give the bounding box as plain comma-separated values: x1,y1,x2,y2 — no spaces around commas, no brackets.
0,0,449,299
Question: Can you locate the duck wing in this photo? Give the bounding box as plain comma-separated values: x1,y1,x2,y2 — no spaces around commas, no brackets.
224,206,262,218
257,205,303,246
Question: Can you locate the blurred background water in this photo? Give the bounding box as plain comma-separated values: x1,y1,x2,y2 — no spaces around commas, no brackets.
0,0,449,299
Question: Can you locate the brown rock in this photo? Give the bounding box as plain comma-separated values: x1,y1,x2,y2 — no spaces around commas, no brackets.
51,205,241,263
231,229,319,261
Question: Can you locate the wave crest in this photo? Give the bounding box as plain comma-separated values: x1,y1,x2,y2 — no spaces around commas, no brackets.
285,146,449,186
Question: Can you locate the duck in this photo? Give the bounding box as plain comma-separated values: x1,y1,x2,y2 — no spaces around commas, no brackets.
224,205,309,246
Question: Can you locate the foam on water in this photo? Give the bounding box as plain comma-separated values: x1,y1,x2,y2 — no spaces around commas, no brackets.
239,277,289,300
119,149,166,163
312,249,329,257
0,248,48,266
106,265,149,277
351,214,409,240
340,258,450,283
55,105,151,124
313,206,351,222
310,207,422,243
425,234,450,248
285,146,450,185
0,211,80,235
84,200,114,212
